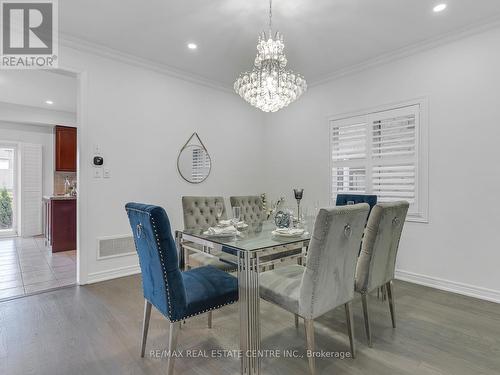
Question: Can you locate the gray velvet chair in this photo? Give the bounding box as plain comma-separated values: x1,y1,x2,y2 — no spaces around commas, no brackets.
181,196,236,272
230,195,304,269
355,201,409,347
259,204,370,374
229,195,265,231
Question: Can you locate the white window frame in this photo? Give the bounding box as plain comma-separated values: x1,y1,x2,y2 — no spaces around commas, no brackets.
328,98,429,223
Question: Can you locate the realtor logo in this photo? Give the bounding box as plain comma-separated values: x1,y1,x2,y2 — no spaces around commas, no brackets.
1,0,58,69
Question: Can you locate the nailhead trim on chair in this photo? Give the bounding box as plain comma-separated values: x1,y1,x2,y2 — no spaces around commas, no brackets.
128,206,238,322
126,207,174,316
169,299,238,323
150,216,174,318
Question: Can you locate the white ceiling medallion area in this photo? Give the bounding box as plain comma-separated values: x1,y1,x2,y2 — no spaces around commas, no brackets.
234,0,306,112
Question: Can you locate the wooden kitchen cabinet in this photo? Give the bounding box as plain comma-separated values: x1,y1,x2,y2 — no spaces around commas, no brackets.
55,125,77,172
44,198,77,252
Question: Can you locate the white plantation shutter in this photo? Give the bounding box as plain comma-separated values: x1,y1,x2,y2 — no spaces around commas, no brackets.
331,117,368,195
331,103,427,221
372,164,415,203
332,166,366,194
20,143,43,237
371,106,418,206
331,121,367,161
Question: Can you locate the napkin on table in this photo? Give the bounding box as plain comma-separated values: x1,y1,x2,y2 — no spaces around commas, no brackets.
218,220,245,227
274,228,305,235
205,225,240,235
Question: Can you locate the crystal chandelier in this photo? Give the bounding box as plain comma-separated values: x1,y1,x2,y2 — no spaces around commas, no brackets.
234,0,307,113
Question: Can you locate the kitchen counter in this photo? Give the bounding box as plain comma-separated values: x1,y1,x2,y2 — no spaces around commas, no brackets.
43,197,77,252
43,195,77,201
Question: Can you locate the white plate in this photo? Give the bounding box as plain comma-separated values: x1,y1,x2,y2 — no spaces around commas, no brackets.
272,229,306,238
217,221,246,228
203,231,238,238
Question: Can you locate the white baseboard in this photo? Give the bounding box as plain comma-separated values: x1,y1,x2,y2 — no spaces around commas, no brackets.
84,265,500,304
395,269,500,304
87,264,141,284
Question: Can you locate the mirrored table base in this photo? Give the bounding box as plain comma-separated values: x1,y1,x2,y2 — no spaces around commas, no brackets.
176,231,309,375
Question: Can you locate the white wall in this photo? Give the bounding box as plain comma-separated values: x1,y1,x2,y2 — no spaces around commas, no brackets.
0,102,76,126
59,46,266,283
0,121,54,197
263,27,500,302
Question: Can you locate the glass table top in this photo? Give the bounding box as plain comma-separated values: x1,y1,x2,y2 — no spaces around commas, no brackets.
180,220,311,252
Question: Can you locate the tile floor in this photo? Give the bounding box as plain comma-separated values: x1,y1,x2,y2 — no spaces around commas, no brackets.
0,236,76,301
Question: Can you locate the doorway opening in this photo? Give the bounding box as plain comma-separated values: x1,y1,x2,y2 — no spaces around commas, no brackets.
0,69,80,301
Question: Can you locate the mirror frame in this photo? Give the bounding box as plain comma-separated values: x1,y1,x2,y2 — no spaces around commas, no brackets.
177,132,212,184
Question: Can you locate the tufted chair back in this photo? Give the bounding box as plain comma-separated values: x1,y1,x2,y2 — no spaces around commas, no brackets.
230,196,265,230
298,204,370,319
336,194,378,216
182,196,227,230
355,201,409,293
125,203,187,321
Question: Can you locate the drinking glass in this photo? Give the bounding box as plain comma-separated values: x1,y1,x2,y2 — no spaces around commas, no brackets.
232,206,241,226
298,207,309,231
215,201,224,223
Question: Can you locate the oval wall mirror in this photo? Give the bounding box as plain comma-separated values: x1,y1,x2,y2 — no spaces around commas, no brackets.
177,133,212,184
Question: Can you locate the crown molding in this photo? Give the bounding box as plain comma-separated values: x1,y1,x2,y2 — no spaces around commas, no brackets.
60,16,500,94
309,15,500,88
59,33,233,94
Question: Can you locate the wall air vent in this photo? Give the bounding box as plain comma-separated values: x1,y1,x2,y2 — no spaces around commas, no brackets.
97,235,136,260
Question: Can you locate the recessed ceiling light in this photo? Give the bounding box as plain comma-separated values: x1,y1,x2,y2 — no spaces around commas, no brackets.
433,3,447,13
45,100,54,105
187,43,197,50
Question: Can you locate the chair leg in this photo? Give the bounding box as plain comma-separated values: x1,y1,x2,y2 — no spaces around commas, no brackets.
207,311,213,328
140,300,152,357
167,321,181,375
294,314,299,328
361,293,372,347
344,302,356,358
304,319,316,375
386,280,396,328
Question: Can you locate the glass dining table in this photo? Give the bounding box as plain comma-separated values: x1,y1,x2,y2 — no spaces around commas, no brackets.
175,221,311,375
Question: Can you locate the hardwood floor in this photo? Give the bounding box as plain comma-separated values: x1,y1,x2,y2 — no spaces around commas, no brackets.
0,276,499,375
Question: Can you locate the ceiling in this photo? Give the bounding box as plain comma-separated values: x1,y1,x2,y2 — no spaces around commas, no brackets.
0,70,77,113
60,0,500,87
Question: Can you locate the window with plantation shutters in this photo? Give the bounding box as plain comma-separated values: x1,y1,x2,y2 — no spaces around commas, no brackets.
330,102,428,222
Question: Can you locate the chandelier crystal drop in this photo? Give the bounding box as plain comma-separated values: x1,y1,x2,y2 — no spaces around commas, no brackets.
234,0,306,112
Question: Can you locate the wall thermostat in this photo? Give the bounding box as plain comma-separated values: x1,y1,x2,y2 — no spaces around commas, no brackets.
93,156,104,166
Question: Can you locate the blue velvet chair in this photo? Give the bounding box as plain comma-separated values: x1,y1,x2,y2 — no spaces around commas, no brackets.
336,194,378,215
125,203,238,375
